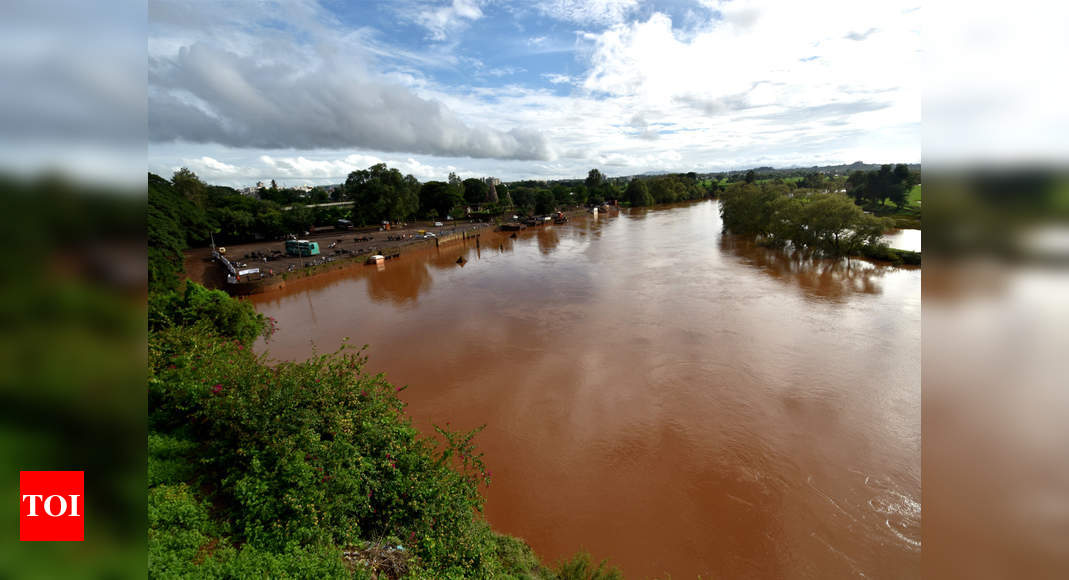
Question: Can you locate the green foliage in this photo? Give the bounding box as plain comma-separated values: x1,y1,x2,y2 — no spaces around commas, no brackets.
846,164,918,208
149,173,211,292
719,183,783,237
534,190,556,214
721,183,894,256
345,163,420,225
554,552,622,580
462,178,490,205
420,181,465,220
859,244,922,265
172,167,208,208
148,482,357,579
148,281,268,345
147,324,558,578
584,169,605,190
625,178,653,207
148,433,198,487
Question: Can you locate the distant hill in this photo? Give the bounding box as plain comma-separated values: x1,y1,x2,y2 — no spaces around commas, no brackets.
604,162,919,183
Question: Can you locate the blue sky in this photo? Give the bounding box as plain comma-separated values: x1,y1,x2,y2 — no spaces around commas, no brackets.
148,0,921,186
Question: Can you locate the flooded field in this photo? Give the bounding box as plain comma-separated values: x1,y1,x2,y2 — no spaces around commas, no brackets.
883,228,922,252
252,200,921,578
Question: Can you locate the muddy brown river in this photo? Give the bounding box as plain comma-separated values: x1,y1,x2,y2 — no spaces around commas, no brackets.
252,200,921,578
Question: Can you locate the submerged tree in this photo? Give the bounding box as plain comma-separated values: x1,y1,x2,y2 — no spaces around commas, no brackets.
721,183,892,256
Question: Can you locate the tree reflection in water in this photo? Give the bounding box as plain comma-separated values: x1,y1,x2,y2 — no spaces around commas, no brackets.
719,234,903,300
536,226,560,255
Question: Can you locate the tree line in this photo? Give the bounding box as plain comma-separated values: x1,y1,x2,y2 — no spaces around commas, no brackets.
846,164,919,208
152,161,915,264
152,165,721,255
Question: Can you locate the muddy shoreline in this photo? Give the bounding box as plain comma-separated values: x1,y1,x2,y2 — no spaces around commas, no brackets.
182,209,600,294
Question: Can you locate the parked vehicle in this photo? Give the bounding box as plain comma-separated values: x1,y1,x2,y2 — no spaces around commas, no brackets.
284,239,320,256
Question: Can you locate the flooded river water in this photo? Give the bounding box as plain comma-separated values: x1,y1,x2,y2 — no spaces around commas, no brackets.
252,200,921,578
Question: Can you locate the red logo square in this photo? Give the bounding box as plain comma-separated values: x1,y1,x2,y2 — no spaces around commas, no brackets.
19,471,84,541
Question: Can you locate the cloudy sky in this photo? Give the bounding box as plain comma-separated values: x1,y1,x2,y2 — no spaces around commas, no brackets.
148,0,920,186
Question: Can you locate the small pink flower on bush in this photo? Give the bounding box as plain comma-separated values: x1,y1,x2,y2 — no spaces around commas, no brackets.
212,384,223,394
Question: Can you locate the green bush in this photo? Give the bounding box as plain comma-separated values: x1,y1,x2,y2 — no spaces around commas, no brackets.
149,281,269,345
148,326,557,578
554,551,622,580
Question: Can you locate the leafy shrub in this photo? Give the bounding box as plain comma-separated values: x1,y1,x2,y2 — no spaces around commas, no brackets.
554,552,622,580
149,282,268,345
148,433,198,487
148,326,554,578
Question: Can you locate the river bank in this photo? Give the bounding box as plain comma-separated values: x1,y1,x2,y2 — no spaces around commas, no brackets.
182,221,496,292
182,208,601,294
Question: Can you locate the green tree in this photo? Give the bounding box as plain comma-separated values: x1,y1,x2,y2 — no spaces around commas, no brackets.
625,178,654,207
344,163,419,225
419,181,463,219
719,182,783,236
744,170,756,184
799,172,825,190
448,171,464,198
150,173,209,292
534,190,555,214
846,170,868,202
585,168,605,191
462,178,490,205
172,167,207,208
284,204,314,233
799,193,890,254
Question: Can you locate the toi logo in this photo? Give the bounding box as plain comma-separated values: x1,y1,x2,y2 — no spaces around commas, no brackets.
20,471,84,541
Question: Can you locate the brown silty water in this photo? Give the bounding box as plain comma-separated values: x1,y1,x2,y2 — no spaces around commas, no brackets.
251,200,921,578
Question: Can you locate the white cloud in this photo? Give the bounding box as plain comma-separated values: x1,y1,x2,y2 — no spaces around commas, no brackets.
414,0,484,41
538,0,641,26
543,73,573,84
149,14,553,161
576,4,919,161
257,153,446,181
193,155,240,174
